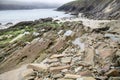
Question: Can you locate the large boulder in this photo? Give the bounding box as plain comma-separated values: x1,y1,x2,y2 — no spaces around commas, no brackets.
40,17,53,22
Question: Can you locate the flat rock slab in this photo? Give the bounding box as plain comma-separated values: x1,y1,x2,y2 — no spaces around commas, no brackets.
49,65,70,72
77,77,96,80
27,63,49,72
50,54,66,59
64,74,81,79
61,57,72,64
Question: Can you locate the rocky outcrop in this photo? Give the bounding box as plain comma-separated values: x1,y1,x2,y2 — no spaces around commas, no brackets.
0,20,119,80
0,38,51,73
57,0,120,20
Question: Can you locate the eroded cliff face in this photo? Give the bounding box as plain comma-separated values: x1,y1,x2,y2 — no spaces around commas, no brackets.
57,0,120,20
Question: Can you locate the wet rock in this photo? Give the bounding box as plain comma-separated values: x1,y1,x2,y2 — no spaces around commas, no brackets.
70,12,79,15
92,26,110,33
40,17,53,22
5,22,13,26
27,63,49,72
64,74,81,79
14,21,33,27
49,65,70,72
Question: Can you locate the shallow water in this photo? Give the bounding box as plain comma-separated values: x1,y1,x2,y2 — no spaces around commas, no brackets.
0,9,70,25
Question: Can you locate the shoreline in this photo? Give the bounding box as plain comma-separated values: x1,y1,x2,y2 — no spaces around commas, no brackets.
0,15,118,30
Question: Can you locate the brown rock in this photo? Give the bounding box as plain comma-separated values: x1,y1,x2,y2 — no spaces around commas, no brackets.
98,49,115,59
105,69,120,77
50,54,66,59
61,57,72,64
102,64,111,72
27,63,49,72
53,73,63,79
47,58,59,63
77,77,96,80
84,47,95,65
79,70,93,77
64,74,81,79
21,69,35,80
51,37,66,52
0,38,51,73
49,65,70,72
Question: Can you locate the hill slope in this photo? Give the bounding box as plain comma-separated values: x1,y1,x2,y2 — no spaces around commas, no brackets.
57,0,120,19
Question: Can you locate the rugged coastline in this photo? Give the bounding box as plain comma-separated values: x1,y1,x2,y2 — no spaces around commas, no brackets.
0,0,120,79
57,0,120,20
0,16,120,80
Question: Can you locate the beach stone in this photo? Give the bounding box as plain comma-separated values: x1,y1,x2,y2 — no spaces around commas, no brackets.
49,65,70,72
27,63,49,72
77,77,96,80
53,73,63,79
50,54,66,59
75,66,83,73
61,57,72,64
47,58,59,63
49,62,61,67
64,74,81,79
79,70,93,77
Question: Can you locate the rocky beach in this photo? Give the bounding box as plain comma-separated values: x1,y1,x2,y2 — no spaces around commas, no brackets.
0,0,120,80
